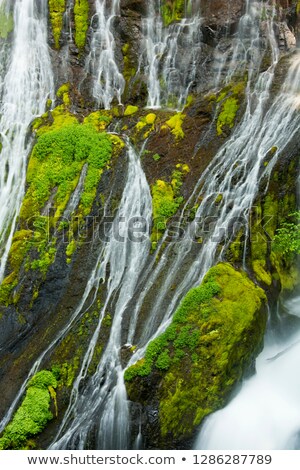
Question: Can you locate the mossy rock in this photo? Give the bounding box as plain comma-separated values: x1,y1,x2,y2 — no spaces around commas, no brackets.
125,263,267,442
0,370,57,450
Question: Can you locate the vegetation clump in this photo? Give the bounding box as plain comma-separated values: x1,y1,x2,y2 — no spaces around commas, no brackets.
74,0,89,49
48,0,66,49
272,211,300,258
0,370,57,449
0,5,13,39
161,0,185,26
216,80,246,136
125,263,266,438
164,112,185,140
150,164,189,248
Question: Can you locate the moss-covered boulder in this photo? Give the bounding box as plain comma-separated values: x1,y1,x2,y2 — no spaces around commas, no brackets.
0,370,57,450
125,263,267,447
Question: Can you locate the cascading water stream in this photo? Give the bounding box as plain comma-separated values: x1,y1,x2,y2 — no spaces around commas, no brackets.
86,0,125,109
0,0,54,281
128,3,280,351
50,143,152,450
214,0,268,88
1,0,300,452
144,0,202,109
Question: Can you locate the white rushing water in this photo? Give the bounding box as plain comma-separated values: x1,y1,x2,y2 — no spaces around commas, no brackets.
2,0,300,452
128,2,280,350
144,0,202,109
0,0,54,280
87,0,125,109
46,143,152,449
213,0,270,88
196,297,300,450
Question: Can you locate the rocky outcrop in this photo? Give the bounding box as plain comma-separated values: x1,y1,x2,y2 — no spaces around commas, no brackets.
125,263,267,449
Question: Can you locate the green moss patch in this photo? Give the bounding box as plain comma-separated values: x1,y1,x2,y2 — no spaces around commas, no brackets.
0,5,13,39
150,164,189,248
125,263,266,438
161,0,185,26
74,0,89,49
0,370,57,449
216,80,246,136
48,0,66,49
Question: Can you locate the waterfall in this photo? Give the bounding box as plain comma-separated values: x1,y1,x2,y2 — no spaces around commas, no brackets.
49,143,152,449
195,296,300,450
1,0,300,452
143,0,202,110
126,3,279,353
194,51,300,450
86,0,125,109
213,0,268,87
0,0,54,281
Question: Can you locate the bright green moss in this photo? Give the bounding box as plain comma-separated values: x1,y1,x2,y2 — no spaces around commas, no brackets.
165,112,185,140
83,111,112,131
48,0,66,49
150,165,189,247
135,113,157,138
151,179,182,246
125,263,266,438
161,0,185,26
34,105,78,137
0,370,57,450
252,260,272,286
0,6,13,39
217,97,239,135
124,105,139,116
21,124,112,221
215,80,246,136
56,83,71,107
74,0,89,49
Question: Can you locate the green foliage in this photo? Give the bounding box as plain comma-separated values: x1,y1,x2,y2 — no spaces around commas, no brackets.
74,0,89,49
217,97,239,135
0,5,13,38
125,263,267,439
56,83,71,106
151,179,182,247
272,212,300,257
151,164,189,246
161,0,185,26
21,123,112,221
0,371,57,450
124,105,139,116
48,0,66,49
165,112,185,140
83,111,112,131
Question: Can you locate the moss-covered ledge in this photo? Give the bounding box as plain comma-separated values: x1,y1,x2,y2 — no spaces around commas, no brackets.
125,263,267,446
0,370,58,450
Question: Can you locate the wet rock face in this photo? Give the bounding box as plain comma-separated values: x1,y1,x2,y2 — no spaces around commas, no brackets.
200,0,244,28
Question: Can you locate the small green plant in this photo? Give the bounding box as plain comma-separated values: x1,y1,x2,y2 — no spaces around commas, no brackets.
272,212,300,257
